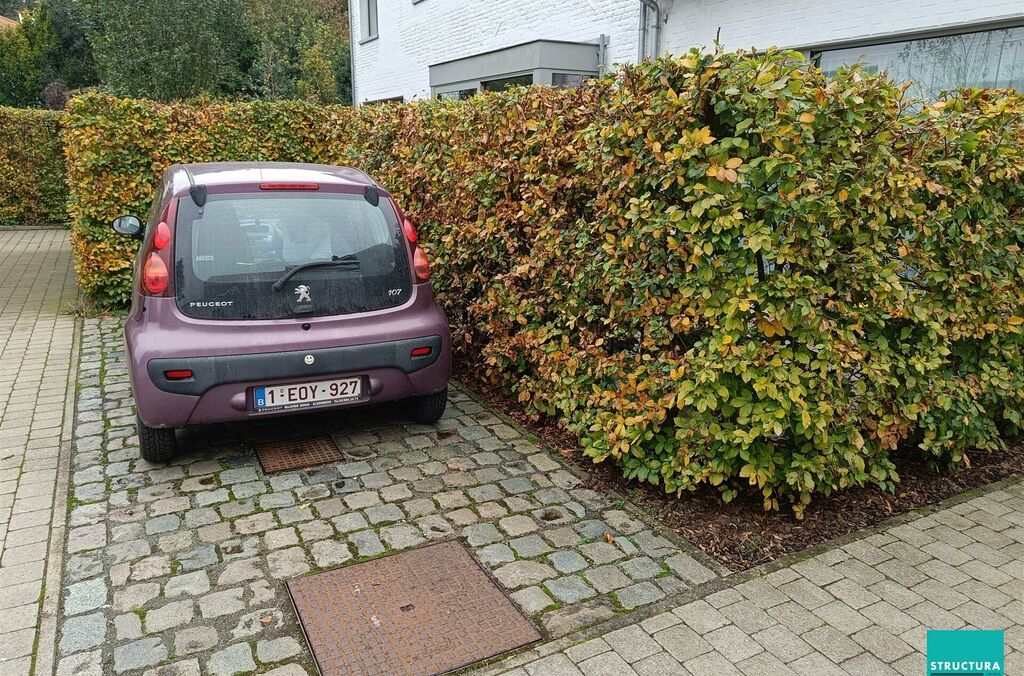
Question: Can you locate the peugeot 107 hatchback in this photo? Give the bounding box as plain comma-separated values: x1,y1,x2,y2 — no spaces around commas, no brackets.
112,162,451,462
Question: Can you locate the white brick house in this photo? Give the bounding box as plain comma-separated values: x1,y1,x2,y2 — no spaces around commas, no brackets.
347,0,1024,104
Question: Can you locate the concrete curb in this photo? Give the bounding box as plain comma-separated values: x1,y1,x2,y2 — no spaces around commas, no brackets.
33,316,81,676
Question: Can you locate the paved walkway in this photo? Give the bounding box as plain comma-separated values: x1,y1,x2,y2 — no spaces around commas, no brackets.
487,481,1024,676
0,229,78,675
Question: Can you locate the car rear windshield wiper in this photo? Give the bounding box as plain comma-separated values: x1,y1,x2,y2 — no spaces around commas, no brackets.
271,255,359,292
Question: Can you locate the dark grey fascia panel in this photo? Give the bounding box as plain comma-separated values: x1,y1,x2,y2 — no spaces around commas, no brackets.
429,39,600,88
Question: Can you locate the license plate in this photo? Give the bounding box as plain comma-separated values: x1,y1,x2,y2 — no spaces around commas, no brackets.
254,377,362,411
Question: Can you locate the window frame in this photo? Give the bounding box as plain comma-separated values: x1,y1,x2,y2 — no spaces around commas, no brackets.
359,0,379,44
809,22,1024,97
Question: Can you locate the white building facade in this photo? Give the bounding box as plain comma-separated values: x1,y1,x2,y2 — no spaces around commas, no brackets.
348,0,1024,104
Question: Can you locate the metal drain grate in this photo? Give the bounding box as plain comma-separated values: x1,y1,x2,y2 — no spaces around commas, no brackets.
255,436,344,473
287,540,540,676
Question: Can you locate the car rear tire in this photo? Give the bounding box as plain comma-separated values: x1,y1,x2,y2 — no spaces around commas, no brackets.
407,387,448,424
137,415,177,463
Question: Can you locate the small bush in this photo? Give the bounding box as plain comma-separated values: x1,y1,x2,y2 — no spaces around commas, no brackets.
0,105,66,226
63,49,1024,512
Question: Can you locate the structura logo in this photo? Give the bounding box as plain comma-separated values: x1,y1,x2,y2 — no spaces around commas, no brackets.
927,630,1004,675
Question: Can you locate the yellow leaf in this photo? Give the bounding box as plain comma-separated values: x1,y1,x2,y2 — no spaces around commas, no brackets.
799,112,816,123
838,188,849,202
1008,316,1024,325
725,157,743,169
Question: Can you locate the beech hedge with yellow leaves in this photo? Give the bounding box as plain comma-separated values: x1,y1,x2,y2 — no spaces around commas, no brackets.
0,106,67,226
64,48,1024,512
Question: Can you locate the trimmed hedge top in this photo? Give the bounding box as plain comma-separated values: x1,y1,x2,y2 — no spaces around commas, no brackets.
63,48,1024,513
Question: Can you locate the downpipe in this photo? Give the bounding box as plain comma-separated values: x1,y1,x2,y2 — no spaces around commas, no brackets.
636,0,662,60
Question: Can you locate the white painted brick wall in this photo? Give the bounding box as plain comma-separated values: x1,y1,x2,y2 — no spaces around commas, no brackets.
350,0,1023,103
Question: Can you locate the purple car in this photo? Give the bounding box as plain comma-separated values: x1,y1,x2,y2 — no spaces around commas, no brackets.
112,162,451,462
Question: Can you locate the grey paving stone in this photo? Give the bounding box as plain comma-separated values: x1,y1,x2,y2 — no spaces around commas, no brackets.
545,575,598,603
114,613,143,641
584,565,633,593
511,586,555,615
365,503,405,525
145,600,194,633
464,523,503,546
59,611,106,655
199,588,245,619
478,543,516,567
665,553,717,585
114,638,168,674
579,651,639,675
257,636,303,663
64,577,108,615
311,540,352,567
620,556,663,580
142,658,201,676
380,524,426,550
615,581,665,609
350,529,386,557
207,643,256,676
548,549,589,574
541,599,618,638
57,650,103,676
524,654,583,676
332,512,369,533
494,560,558,588
511,534,553,558
500,515,539,536
267,547,310,578
633,652,689,676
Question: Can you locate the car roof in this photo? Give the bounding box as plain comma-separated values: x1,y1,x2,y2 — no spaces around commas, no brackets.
165,162,380,196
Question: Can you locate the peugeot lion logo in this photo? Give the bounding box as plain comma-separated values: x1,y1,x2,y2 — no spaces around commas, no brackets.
294,284,312,303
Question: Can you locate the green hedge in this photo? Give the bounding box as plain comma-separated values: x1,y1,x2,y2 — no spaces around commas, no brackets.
0,106,67,226
64,48,1024,513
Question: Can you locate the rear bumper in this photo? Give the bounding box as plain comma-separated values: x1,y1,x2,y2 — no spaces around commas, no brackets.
131,343,449,428
148,335,443,396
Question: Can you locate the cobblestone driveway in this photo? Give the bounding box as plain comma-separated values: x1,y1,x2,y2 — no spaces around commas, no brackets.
55,319,721,675
0,229,78,676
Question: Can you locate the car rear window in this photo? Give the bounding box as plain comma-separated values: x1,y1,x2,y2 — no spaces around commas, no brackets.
174,192,413,320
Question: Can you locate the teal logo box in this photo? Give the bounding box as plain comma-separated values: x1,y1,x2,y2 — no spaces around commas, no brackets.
927,630,1004,675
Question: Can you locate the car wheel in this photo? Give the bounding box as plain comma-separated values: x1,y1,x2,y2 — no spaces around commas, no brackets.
137,414,178,463
407,386,448,424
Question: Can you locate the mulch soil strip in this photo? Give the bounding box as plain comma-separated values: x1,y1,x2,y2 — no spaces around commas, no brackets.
455,366,1024,572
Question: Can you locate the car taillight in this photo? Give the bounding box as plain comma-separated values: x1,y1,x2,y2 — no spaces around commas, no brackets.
143,253,169,294
402,219,418,244
411,346,432,357
413,247,430,283
153,222,171,250
140,199,177,298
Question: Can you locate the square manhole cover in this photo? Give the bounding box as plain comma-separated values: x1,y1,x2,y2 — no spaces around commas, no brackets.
287,540,541,676
255,436,344,474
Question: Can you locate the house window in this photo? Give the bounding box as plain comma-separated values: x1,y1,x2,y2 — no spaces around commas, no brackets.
364,96,404,105
437,88,477,100
481,74,533,92
360,0,379,42
814,26,1024,100
552,73,592,89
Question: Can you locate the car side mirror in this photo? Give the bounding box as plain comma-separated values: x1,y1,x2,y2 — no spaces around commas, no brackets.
112,215,143,238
